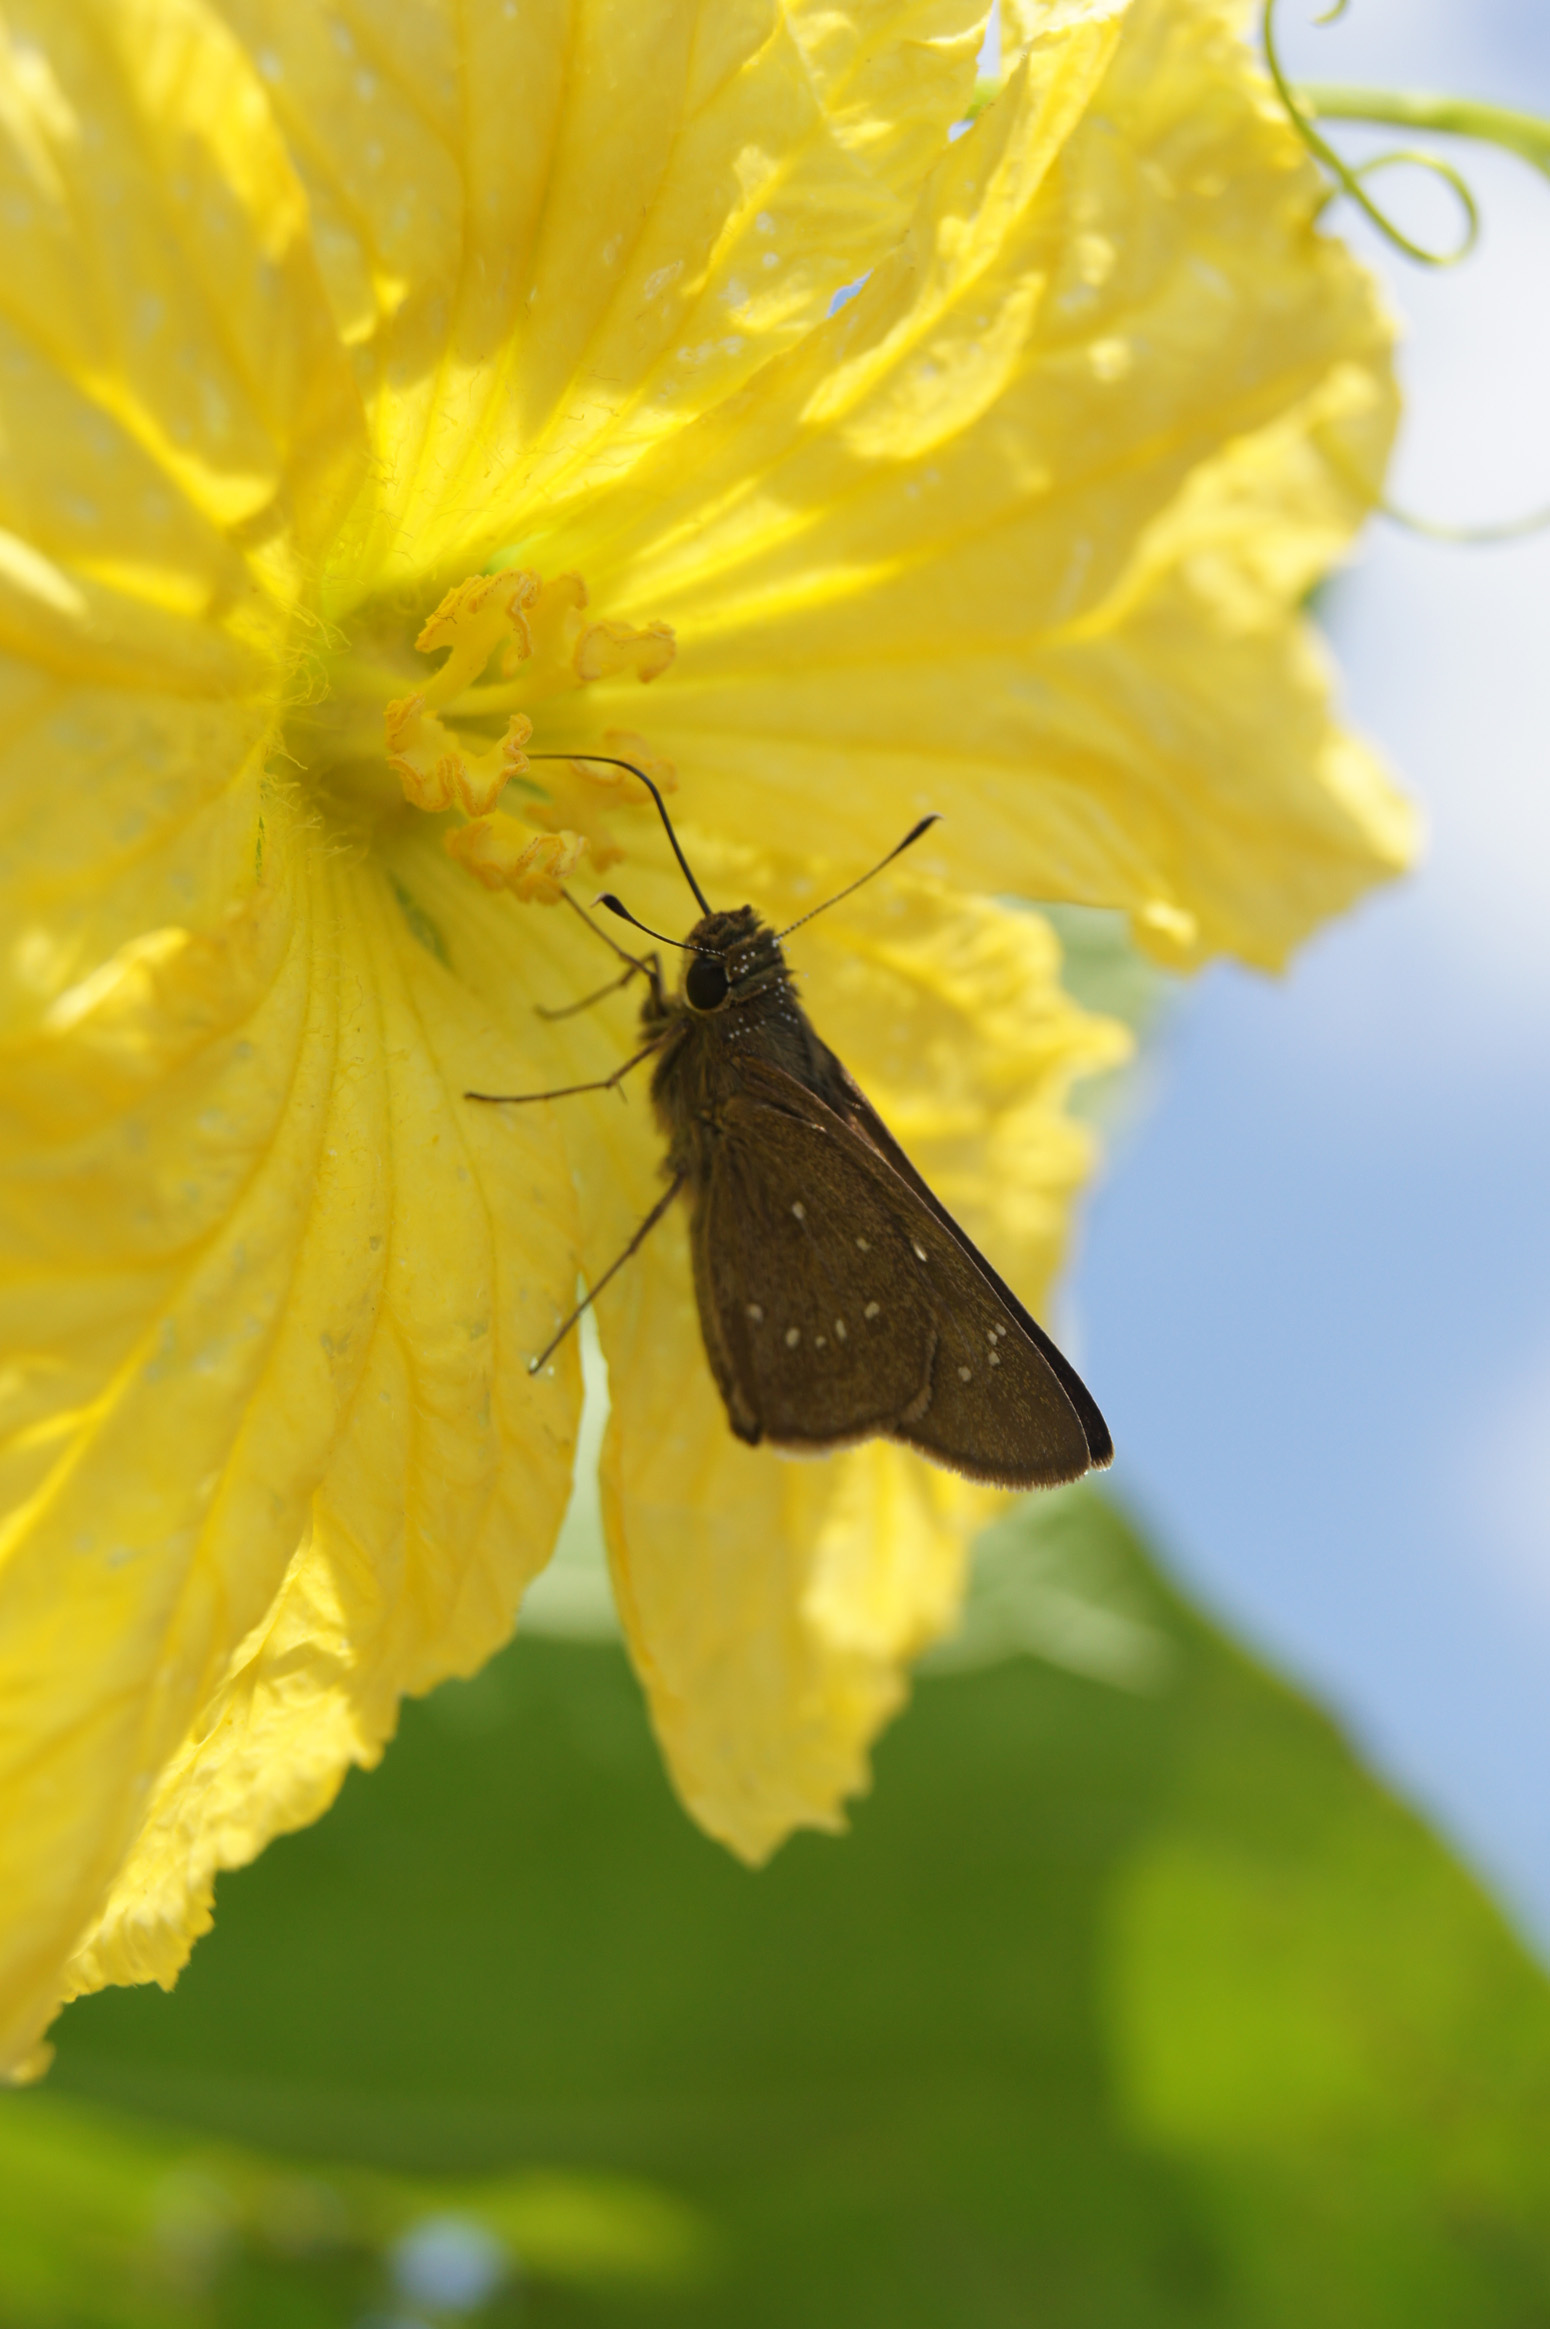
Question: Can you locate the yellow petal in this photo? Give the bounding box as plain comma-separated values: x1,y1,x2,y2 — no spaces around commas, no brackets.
0,0,366,1023
0,0,362,601
532,0,1409,970
209,0,991,592
1002,0,1133,61
0,814,582,2071
476,832,1123,1859
1031,363,1419,968
787,0,994,205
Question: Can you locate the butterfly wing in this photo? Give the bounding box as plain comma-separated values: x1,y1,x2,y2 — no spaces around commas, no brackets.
690,1057,1096,1490
810,1040,1113,1469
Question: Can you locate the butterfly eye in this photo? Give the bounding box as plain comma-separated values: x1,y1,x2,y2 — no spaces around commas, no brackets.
685,955,731,1013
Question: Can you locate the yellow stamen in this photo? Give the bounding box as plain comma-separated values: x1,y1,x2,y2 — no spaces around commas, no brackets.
445,818,585,902
413,569,539,705
525,732,679,871
574,618,676,686
385,697,532,818
387,569,678,897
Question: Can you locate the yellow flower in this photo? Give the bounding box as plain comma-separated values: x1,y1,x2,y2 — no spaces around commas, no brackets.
0,0,1412,2078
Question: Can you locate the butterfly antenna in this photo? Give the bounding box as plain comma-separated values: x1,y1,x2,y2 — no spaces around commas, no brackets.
776,814,941,941
595,895,709,954
526,752,713,917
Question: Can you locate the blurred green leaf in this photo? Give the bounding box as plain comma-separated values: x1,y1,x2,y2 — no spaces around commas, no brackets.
7,1489,1550,2325
1034,902,1176,1145
0,2087,707,2325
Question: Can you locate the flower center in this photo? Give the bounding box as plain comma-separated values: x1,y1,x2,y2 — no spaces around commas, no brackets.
390,568,677,903
296,568,677,906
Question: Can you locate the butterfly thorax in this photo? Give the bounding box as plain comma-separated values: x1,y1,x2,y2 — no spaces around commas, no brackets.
645,905,837,1174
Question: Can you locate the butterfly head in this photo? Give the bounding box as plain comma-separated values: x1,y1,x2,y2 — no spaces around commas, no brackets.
680,906,788,1016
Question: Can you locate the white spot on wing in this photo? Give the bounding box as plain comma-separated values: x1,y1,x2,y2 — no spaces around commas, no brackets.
855,1236,869,1252
957,1365,972,1382
834,1319,847,1340
791,1201,805,1221
785,1327,801,1348
864,1302,880,1320
747,1303,763,1324
913,1241,928,1262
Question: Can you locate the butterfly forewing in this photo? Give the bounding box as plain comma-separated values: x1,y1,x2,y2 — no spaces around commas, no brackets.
816,1045,1114,1470
692,1060,1093,1490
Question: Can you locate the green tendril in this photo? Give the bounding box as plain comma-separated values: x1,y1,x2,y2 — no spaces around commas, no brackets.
1369,497,1550,549
1265,0,1550,544
1264,0,1478,264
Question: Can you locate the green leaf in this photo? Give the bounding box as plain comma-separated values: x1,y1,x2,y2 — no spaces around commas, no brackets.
8,1490,1550,2325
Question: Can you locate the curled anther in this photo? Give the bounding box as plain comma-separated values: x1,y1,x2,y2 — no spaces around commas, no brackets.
1263,0,1479,267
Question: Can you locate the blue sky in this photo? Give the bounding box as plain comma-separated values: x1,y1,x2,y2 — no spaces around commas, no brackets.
1071,1,1550,1938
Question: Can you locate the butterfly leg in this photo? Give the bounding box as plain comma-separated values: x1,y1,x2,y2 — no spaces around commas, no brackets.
464,1035,663,1108
528,1171,687,1373
534,962,641,1021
